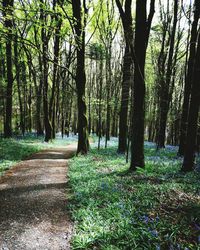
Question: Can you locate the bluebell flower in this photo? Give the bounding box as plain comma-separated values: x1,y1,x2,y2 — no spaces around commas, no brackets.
142,215,150,223
150,217,154,223
144,141,155,148
198,235,200,243
156,245,160,250
156,216,160,222
101,182,109,190
112,187,118,193
75,192,82,199
124,210,130,216
195,223,200,231
166,145,178,151
150,229,158,237
130,218,135,224
117,203,124,209
169,244,174,250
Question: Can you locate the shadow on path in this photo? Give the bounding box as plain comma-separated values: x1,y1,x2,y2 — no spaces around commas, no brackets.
0,144,76,250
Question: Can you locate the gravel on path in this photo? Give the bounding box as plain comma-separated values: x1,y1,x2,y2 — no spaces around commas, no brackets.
0,144,76,250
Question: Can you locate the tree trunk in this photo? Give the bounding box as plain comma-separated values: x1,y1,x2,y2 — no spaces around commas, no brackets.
115,0,133,154
130,0,155,170
118,43,132,153
105,48,111,148
182,27,200,172
157,0,179,149
14,38,25,135
178,0,200,156
3,0,14,138
98,56,103,150
49,0,62,139
40,0,52,142
72,0,89,154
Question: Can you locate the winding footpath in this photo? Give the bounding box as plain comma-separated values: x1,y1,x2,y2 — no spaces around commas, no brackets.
0,144,76,250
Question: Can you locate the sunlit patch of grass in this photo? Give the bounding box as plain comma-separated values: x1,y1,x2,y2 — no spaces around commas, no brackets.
0,134,77,176
69,144,200,249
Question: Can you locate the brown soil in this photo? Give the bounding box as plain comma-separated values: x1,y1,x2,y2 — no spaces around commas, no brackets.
0,144,77,250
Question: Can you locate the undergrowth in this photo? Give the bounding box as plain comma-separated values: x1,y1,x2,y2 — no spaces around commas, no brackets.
69,142,200,250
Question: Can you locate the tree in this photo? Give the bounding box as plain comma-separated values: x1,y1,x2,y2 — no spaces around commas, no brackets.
72,0,89,154
3,0,14,138
156,0,179,149
14,37,25,135
49,0,63,139
115,0,133,154
178,0,200,156
40,0,53,142
181,0,200,172
130,0,155,170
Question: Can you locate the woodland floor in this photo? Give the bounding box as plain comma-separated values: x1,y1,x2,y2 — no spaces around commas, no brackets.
1,137,200,249
0,144,76,250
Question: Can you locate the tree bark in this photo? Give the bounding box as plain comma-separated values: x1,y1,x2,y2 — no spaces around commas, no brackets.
72,0,89,154
116,0,133,154
40,0,52,142
3,0,14,138
14,38,25,135
178,0,200,156
157,0,179,149
182,25,200,172
98,55,103,150
49,0,62,139
130,0,155,170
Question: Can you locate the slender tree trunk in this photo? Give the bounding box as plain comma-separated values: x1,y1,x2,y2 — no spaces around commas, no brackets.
118,43,132,153
22,61,28,133
28,83,32,132
0,45,6,135
178,0,200,155
88,58,93,135
105,47,112,148
130,0,155,170
98,57,103,150
157,0,179,149
36,84,44,136
40,0,52,142
49,0,62,138
72,0,89,154
116,0,133,154
182,29,200,172
3,0,14,138
14,38,25,135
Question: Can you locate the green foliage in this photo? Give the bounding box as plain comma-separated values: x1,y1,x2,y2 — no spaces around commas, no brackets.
69,143,200,249
89,42,106,60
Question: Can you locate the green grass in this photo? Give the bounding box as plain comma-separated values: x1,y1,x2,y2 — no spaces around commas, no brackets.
69,144,200,249
0,135,76,175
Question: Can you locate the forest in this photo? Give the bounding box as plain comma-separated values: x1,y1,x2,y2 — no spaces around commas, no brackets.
0,0,200,249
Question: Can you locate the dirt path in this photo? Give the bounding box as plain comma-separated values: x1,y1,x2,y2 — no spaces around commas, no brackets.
0,144,77,250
